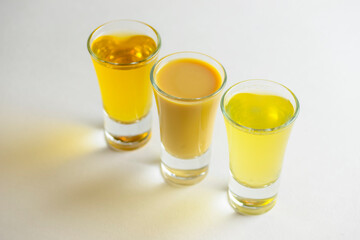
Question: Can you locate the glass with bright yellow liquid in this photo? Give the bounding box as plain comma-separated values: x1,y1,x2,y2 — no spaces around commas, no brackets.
151,52,226,186
221,80,299,215
87,20,161,150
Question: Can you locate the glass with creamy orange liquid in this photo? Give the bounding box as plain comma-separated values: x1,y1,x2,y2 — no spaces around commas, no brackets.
221,80,299,215
151,52,226,186
87,20,161,150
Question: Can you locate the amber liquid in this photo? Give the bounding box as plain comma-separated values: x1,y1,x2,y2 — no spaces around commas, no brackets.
91,34,157,123
154,58,223,159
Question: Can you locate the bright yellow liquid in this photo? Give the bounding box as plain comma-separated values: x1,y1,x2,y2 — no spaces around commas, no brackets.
224,93,294,188
91,34,157,123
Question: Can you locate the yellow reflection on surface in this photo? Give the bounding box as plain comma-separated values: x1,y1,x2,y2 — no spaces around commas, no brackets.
0,114,106,173
0,110,234,240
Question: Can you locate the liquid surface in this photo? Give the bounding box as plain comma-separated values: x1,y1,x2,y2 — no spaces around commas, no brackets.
226,93,294,129
155,58,222,98
224,93,294,188
91,34,157,123
154,58,223,159
91,34,157,64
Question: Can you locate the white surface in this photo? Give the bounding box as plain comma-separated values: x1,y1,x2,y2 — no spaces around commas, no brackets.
0,0,359,239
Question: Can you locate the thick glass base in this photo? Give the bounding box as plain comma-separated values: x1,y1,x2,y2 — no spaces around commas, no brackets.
105,130,151,151
104,111,151,151
228,176,279,215
161,163,208,186
160,145,211,186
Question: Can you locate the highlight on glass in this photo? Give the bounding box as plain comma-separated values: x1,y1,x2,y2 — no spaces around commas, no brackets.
221,79,299,215
87,19,161,150
151,52,227,186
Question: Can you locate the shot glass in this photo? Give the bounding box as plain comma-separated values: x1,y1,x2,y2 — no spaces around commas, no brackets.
87,20,161,150
151,52,227,186
221,80,299,215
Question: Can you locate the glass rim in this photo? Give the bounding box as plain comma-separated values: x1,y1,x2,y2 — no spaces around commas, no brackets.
87,19,161,66
220,79,300,132
150,51,227,102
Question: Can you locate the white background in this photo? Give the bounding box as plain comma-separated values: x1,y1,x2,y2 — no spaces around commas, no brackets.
0,0,359,239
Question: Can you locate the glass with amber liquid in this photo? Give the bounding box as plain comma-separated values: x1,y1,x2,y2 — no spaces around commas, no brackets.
221,80,299,215
151,52,226,186
87,20,161,150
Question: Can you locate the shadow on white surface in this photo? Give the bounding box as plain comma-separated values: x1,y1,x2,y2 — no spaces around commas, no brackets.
0,110,240,239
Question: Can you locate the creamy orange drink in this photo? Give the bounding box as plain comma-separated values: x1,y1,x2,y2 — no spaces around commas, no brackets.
151,52,226,185
87,20,161,150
